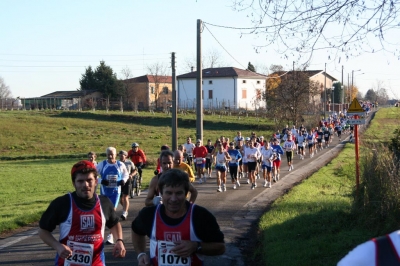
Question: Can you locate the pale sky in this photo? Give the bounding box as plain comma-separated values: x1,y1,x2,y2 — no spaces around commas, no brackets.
1,0,399,99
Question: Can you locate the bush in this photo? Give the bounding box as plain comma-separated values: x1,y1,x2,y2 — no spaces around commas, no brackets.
354,143,400,233
388,128,400,159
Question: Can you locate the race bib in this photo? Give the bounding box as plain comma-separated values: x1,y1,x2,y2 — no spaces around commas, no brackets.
64,241,94,266
158,241,190,266
216,159,225,166
196,158,204,165
107,175,118,188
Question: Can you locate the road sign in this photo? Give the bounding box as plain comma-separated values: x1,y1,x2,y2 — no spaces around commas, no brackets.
347,98,364,113
347,112,366,118
347,119,365,125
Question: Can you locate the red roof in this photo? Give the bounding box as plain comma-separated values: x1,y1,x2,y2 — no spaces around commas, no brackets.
124,75,172,83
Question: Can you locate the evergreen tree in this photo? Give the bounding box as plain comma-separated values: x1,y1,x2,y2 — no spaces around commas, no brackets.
247,62,256,72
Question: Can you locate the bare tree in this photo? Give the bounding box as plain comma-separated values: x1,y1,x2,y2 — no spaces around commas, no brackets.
230,0,400,63
183,48,226,72
0,76,12,99
147,62,168,110
120,66,134,110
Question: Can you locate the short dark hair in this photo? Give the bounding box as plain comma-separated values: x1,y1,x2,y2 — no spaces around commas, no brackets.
158,168,190,195
160,150,174,161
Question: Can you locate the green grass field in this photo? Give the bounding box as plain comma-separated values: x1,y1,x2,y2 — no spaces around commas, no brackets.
255,107,400,265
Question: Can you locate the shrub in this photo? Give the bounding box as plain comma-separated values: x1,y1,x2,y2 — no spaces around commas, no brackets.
354,143,400,233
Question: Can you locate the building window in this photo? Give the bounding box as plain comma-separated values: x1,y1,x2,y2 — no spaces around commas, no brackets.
163,86,168,94
150,86,155,94
257,80,260,84
209,80,213,84
208,90,213,99
242,89,247,99
243,80,246,84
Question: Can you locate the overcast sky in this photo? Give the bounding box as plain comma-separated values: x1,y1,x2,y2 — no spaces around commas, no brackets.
1,0,399,99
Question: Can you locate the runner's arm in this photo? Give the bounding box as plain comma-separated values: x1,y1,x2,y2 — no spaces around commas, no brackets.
110,223,126,258
145,176,158,207
38,228,72,259
188,183,198,203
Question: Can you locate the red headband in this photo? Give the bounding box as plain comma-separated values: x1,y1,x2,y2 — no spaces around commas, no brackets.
71,160,96,177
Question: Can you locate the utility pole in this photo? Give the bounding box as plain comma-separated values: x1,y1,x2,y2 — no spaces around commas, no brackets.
171,52,177,151
196,19,203,143
324,63,327,119
351,70,354,102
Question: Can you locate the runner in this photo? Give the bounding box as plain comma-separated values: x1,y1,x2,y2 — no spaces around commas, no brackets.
214,142,231,192
204,139,215,179
337,124,343,141
271,138,284,182
118,150,136,220
193,139,208,183
127,142,147,181
241,137,251,184
38,160,126,265
316,128,324,151
227,141,242,189
96,147,129,244
297,131,306,160
307,130,316,158
131,169,225,266
283,134,296,171
183,137,196,168
244,140,261,190
323,127,331,148
260,141,275,188
234,131,244,146
145,150,198,207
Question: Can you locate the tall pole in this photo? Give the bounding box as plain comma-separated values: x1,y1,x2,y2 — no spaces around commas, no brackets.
341,65,344,112
324,63,326,119
171,52,177,151
347,73,350,104
196,19,203,143
351,70,354,102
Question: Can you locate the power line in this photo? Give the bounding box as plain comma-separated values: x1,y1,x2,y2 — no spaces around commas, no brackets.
203,23,247,70
0,53,170,57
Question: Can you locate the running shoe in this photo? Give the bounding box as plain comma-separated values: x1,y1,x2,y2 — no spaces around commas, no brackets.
236,180,241,187
263,180,268,187
217,186,222,192
251,184,255,190
120,211,128,221
198,178,203,184
222,184,226,192
267,182,272,188
233,184,237,190
106,234,114,244
246,179,250,184
254,182,257,188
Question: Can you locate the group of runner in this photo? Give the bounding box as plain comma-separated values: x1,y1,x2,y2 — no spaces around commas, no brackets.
176,113,357,193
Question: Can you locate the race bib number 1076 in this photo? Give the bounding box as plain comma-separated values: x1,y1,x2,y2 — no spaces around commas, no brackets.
158,241,190,266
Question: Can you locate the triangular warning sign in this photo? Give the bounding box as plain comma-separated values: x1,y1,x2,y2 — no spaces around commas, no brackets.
348,98,364,112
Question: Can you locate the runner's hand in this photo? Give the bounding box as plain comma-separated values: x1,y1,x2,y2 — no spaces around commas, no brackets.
171,240,197,257
56,243,72,259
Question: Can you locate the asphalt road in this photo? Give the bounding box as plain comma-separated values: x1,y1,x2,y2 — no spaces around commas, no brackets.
0,129,357,266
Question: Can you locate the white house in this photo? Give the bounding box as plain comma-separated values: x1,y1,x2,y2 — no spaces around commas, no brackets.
177,67,267,110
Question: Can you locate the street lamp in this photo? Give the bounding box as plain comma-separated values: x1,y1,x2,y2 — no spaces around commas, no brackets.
332,86,335,114
351,69,362,101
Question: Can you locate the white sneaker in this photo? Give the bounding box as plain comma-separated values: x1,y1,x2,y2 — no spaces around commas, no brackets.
236,180,240,187
120,211,128,221
291,165,294,170
233,184,237,190
106,234,114,244
288,167,291,171
247,179,250,184
251,184,255,190
277,174,280,181
263,180,267,187
217,186,222,192
254,182,257,188
222,184,226,192
267,182,272,188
